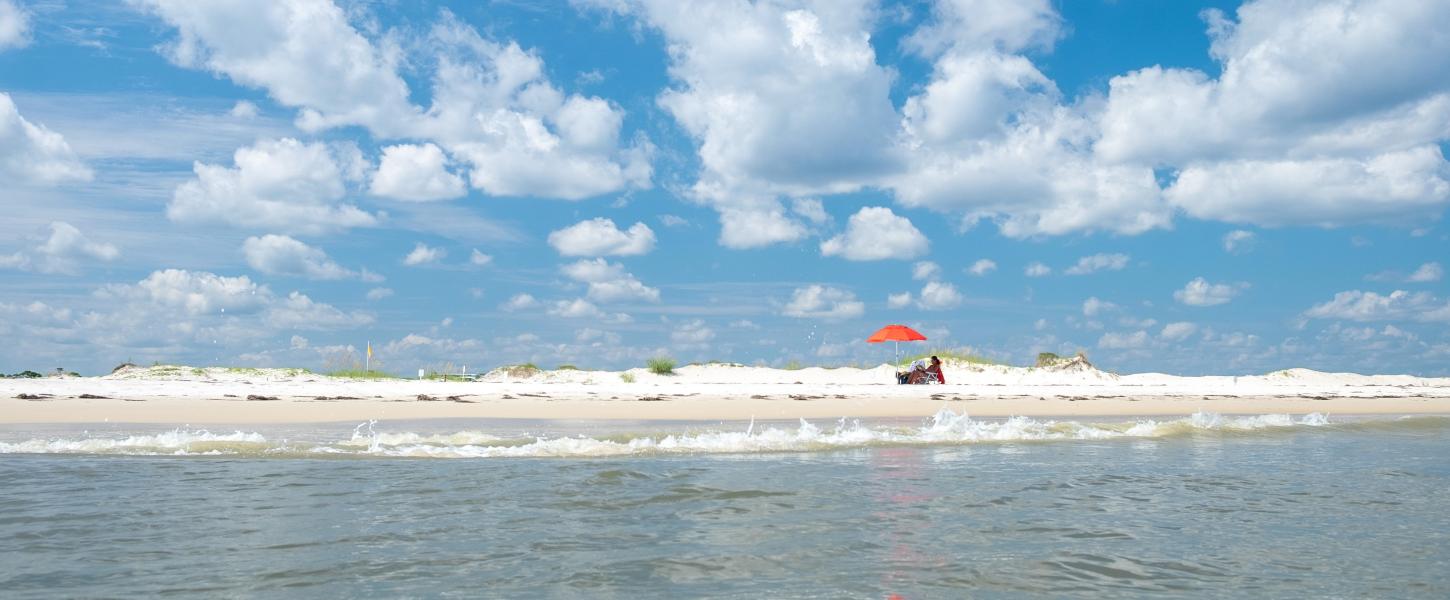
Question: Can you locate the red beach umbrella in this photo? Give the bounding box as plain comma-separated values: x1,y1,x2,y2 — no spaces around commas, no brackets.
866,324,927,343
866,324,927,368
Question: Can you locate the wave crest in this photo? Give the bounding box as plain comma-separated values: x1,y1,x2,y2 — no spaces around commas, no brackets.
2,411,1437,459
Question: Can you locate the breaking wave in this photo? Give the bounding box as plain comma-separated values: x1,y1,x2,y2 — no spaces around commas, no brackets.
1,411,1444,459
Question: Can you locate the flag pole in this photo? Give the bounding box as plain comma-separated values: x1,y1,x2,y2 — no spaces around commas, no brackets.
366,340,371,372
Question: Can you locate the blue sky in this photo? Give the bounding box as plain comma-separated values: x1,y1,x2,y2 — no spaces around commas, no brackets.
2,0,1448,376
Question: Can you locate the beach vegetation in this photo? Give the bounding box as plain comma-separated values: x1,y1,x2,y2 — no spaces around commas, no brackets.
647,357,676,375
1036,352,1063,367
328,369,400,380
555,364,579,371
689,360,743,367
620,372,636,383
3,370,43,379
783,360,805,370
499,364,540,378
905,349,1004,366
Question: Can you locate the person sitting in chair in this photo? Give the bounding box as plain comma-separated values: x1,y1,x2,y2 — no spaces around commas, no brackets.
902,359,932,384
897,359,922,384
926,356,945,384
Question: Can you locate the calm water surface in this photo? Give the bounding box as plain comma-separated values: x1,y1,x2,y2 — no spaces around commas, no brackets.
1,414,1448,598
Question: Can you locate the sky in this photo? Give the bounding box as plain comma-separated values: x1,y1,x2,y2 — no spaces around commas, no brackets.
1,0,1448,377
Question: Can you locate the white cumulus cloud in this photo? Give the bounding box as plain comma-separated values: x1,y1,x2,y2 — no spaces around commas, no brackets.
1024,262,1051,277
783,285,865,320
168,138,377,234
967,259,997,276
1174,277,1246,307
560,258,660,303
0,93,92,185
369,143,467,201
417,17,653,200
501,293,537,311
0,221,118,275
136,1,652,200
671,319,715,345
547,218,656,256
403,242,446,266
1304,290,1450,323
547,298,630,323
791,198,831,225
716,200,809,249
587,0,900,197
1102,1,1450,227
1408,262,1444,283
1082,297,1116,317
1165,148,1450,227
1064,253,1129,275
93,269,372,340
1160,321,1198,341
917,281,962,310
1222,230,1256,254
469,249,493,267
242,234,369,281
0,0,29,50
820,206,929,261
912,261,941,281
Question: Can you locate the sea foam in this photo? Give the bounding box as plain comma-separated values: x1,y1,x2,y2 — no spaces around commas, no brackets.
0,410,1383,459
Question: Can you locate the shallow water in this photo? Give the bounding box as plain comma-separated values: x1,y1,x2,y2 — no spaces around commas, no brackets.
1,413,1448,597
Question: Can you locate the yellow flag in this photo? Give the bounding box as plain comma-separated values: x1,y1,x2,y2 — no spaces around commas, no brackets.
367,342,373,358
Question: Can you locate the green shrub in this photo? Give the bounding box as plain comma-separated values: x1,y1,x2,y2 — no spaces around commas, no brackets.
646,357,676,375
1035,352,1062,367
555,364,579,371
620,372,636,383
783,359,805,370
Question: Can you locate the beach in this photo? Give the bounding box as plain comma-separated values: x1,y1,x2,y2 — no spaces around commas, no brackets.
3,362,1449,425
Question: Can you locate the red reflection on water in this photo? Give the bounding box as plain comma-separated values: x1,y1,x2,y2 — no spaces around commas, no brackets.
869,446,949,594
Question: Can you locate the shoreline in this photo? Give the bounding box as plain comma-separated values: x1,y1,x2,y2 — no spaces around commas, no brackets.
5,388,1449,425
4,363,1449,425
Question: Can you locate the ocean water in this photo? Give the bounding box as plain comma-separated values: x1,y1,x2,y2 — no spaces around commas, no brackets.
1,411,1448,598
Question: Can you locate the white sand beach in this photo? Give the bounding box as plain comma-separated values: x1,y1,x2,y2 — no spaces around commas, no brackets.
4,361,1449,424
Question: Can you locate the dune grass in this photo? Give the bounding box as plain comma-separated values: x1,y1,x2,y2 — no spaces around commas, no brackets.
493,363,541,378
902,349,1005,366
646,357,676,375
327,369,400,380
